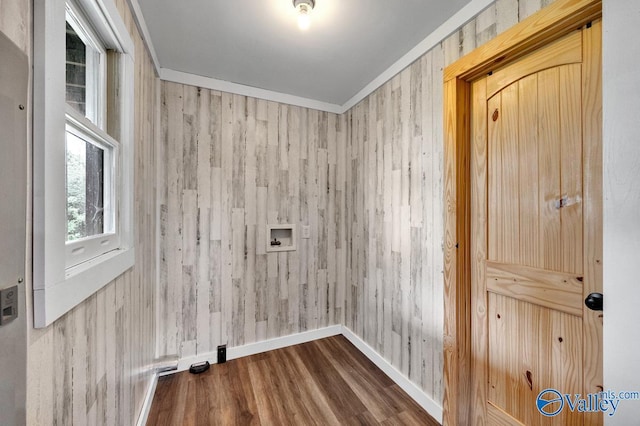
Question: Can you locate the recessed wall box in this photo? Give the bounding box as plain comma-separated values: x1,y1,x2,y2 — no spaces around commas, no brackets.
266,224,297,252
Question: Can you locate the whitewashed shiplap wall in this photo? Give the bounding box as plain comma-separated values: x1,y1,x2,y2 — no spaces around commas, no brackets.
345,51,446,402
25,0,160,423
345,0,558,406
158,82,347,358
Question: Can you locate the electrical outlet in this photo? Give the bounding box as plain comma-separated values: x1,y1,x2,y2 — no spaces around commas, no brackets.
217,344,227,364
301,225,310,239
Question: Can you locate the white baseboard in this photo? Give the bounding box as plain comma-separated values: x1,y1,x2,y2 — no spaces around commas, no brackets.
136,373,158,426
341,326,443,424
174,325,343,372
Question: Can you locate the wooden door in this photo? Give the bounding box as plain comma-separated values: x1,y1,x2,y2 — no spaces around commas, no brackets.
469,21,602,425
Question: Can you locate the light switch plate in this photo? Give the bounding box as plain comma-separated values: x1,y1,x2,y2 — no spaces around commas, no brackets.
0,286,18,325
301,225,310,239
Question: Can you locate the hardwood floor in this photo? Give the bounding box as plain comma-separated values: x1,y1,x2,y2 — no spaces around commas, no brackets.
147,335,440,425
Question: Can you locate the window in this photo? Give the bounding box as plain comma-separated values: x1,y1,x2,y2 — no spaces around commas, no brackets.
34,0,135,327
62,3,120,269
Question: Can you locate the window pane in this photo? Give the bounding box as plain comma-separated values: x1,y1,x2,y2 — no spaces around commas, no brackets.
66,131,105,241
65,15,102,126
66,22,87,116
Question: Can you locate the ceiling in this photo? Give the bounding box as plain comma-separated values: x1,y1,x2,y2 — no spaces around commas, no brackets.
137,0,472,107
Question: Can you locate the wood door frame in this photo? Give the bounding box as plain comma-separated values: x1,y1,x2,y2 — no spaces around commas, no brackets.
442,0,602,424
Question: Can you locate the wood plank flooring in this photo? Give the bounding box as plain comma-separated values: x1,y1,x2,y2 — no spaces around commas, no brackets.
147,335,439,425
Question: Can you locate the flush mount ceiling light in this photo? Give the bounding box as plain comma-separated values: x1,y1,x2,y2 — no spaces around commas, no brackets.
293,0,315,30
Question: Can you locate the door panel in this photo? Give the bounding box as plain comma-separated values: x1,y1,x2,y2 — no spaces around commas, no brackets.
488,293,584,425
471,22,602,426
487,64,584,274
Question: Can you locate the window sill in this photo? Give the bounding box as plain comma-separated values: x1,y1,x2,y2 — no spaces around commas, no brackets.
33,247,134,328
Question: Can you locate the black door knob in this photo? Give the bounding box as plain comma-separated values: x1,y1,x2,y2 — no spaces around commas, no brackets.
585,292,603,311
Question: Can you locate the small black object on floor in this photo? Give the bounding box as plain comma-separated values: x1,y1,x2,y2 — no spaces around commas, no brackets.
189,361,210,374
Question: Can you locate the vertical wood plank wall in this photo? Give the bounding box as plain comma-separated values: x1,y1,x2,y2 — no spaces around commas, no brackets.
345,0,557,405
11,0,161,423
158,83,347,358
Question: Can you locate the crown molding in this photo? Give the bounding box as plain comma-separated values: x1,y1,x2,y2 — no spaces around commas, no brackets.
160,68,344,114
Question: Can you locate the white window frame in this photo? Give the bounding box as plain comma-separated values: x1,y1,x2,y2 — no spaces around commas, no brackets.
64,106,119,266
34,0,135,328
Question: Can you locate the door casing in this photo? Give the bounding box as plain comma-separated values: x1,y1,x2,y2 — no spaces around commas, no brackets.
442,0,602,424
